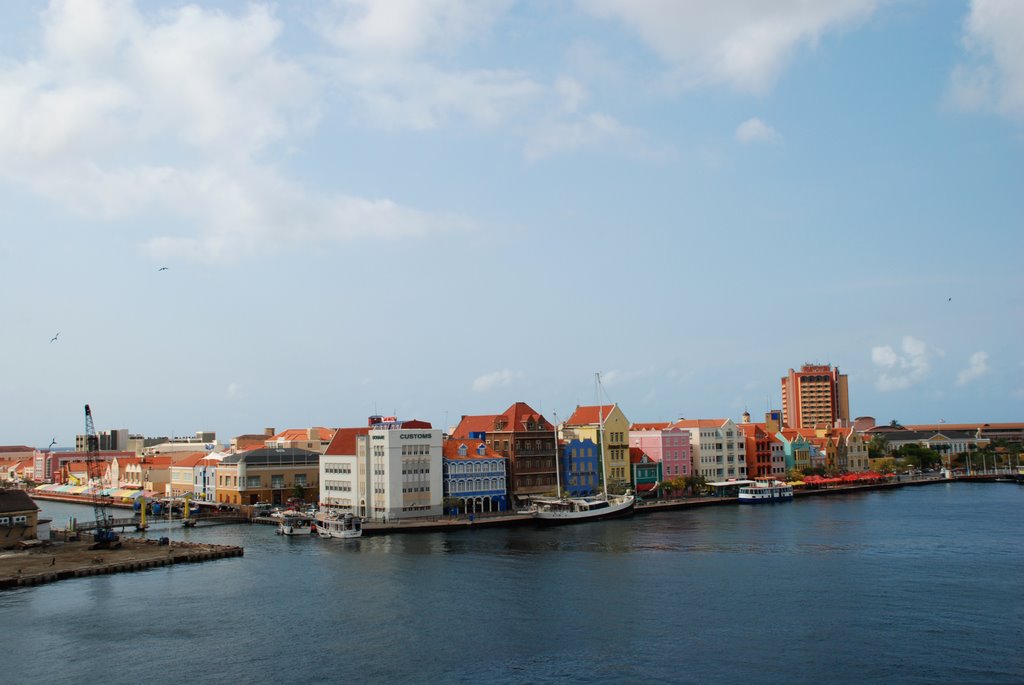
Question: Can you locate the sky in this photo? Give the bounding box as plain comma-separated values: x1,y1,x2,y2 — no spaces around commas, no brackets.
2,0,1022,448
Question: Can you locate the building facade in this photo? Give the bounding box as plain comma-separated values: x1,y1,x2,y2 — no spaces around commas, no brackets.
629,448,663,496
320,418,442,522
216,448,320,506
673,419,747,481
629,422,692,480
442,439,508,514
0,490,39,548
781,364,850,429
559,438,599,497
452,403,558,502
563,404,631,488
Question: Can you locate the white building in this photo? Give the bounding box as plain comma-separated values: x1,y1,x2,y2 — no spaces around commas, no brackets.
320,419,442,522
672,418,747,481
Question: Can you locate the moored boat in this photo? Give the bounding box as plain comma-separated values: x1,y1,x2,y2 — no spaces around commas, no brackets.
738,479,794,504
313,510,363,539
276,512,315,536
532,373,636,524
531,492,635,523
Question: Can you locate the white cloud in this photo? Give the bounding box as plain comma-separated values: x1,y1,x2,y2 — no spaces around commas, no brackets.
579,0,880,92
0,0,464,260
948,0,1024,123
871,335,941,392
472,369,522,393
956,351,990,386
735,117,781,143
315,0,512,60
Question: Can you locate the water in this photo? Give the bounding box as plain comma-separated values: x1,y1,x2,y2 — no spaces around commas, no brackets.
3,483,1022,684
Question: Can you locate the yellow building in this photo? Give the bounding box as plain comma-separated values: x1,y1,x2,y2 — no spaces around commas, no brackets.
215,447,320,506
563,404,631,489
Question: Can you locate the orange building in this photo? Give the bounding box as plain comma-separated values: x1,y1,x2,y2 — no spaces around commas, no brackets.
781,364,850,429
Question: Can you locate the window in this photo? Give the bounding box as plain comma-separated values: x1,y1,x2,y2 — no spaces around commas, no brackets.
271,475,284,489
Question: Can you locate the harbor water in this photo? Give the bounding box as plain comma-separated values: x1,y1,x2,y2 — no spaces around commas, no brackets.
3,483,1022,684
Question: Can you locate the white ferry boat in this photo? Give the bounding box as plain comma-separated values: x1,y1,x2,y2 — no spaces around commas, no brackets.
313,510,363,539
738,480,794,504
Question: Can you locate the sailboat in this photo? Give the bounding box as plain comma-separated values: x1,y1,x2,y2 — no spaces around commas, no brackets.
531,374,636,524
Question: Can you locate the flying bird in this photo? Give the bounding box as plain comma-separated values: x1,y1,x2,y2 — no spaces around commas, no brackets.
158,267,169,271
948,297,951,302
49,332,60,343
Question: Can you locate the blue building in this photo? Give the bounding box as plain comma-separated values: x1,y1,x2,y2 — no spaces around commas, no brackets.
442,439,508,514
560,438,599,497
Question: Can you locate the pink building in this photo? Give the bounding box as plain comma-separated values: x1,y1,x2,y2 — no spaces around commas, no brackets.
629,422,692,480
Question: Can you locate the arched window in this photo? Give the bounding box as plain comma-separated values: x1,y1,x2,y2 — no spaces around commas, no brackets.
458,444,468,457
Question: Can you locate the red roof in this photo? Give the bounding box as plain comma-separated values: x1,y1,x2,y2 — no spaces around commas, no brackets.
629,422,672,431
451,414,498,438
671,419,730,430
0,446,34,453
629,447,651,464
173,452,208,468
566,405,617,426
442,439,501,460
324,427,370,456
268,427,337,443
452,402,552,437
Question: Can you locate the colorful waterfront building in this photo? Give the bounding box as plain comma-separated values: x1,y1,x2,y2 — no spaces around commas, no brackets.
265,427,337,454
451,402,558,504
320,417,442,521
629,448,663,497
628,422,692,481
563,404,632,489
559,438,600,497
781,363,850,429
216,447,320,506
442,438,508,514
194,453,224,502
672,419,747,481
776,430,816,473
737,413,776,478
169,452,208,497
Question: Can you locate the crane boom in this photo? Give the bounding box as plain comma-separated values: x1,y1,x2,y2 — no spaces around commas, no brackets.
85,404,120,548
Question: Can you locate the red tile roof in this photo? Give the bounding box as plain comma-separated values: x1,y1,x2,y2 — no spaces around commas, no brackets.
629,422,672,431
451,414,499,438
452,402,552,436
268,427,337,443
0,446,35,453
173,452,208,468
442,439,501,460
671,419,730,430
628,447,650,464
566,405,617,426
324,427,370,456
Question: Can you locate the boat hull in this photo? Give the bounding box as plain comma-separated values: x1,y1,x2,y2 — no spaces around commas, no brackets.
737,494,793,504
313,512,363,539
533,495,635,525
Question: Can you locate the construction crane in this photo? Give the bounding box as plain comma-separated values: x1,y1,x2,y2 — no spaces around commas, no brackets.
84,404,120,549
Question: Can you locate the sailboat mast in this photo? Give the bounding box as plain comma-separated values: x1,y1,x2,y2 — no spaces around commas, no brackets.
597,372,609,498
552,411,562,497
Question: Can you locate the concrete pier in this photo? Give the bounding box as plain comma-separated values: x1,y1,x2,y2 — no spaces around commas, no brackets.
0,536,242,590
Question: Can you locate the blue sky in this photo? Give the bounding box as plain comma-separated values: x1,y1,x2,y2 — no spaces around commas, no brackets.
2,0,1022,447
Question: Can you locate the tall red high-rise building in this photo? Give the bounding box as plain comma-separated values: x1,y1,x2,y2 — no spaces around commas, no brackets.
781,364,849,429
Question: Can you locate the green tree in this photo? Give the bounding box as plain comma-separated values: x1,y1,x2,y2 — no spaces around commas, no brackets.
868,435,889,459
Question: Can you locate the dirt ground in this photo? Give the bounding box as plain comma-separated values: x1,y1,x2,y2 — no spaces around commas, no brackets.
0,538,228,581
